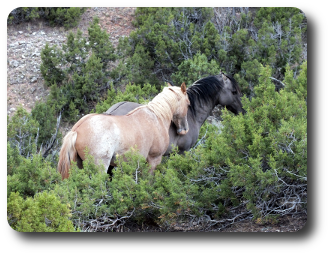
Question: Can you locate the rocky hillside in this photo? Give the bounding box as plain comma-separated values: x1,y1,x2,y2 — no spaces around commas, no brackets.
7,7,136,117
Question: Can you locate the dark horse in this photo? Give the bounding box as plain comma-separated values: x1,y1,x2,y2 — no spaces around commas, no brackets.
107,73,244,157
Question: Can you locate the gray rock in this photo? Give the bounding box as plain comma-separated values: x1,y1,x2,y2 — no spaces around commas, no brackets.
9,60,19,68
9,42,18,47
30,77,38,83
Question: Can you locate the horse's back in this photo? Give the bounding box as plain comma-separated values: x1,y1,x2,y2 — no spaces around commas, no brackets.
106,101,142,116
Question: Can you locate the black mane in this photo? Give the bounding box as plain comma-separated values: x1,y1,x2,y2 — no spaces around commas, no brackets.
186,74,241,118
186,75,222,118
224,73,241,95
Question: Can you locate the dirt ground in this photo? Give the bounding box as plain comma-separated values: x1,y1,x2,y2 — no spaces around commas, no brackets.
90,213,307,232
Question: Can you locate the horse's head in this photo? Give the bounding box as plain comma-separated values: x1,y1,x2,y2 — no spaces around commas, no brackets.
168,82,190,135
216,73,245,115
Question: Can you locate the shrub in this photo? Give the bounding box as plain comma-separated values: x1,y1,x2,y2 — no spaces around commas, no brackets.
115,7,218,86
171,52,220,85
7,142,22,176
7,106,39,157
7,151,61,198
88,17,117,73
8,7,85,29
48,7,86,29
31,101,61,147
40,44,65,87
112,7,306,98
231,8,306,96
283,61,307,100
148,63,307,228
40,17,116,122
7,104,61,164
53,148,155,231
7,191,76,232
194,63,306,224
53,149,112,230
94,82,159,113
109,149,156,222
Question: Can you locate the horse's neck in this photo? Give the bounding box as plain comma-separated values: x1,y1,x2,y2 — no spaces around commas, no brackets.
191,97,217,128
141,105,172,130
146,99,176,129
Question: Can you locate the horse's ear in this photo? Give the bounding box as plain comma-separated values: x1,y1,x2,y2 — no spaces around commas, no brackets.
222,73,228,81
181,82,187,94
167,82,172,87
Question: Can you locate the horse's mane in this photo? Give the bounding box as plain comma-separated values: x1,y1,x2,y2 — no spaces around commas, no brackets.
187,73,240,118
126,86,182,122
225,73,241,95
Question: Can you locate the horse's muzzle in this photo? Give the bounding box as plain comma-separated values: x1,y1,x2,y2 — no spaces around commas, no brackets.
177,128,189,135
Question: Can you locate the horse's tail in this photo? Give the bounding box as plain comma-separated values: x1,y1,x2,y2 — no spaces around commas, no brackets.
57,131,78,180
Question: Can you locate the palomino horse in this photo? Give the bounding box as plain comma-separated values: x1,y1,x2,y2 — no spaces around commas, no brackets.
106,72,245,156
58,83,190,179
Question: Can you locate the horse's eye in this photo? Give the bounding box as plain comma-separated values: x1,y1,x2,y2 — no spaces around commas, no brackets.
232,91,237,95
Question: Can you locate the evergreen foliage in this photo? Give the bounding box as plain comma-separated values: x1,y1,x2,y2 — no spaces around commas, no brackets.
31,101,60,146
228,7,306,96
109,149,156,222
161,63,307,224
7,150,61,198
53,150,110,228
112,7,305,98
52,149,154,231
7,106,39,158
283,61,307,100
7,191,76,232
8,7,85,29
7,105,61,164
94,82,159,113
172,52,220,85
88,18,117,72
40,17,115,122
115,7,217,86
48,7,86,29
40,44,65,87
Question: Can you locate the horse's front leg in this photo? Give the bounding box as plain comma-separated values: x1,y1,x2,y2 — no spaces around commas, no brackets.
147,155,163,174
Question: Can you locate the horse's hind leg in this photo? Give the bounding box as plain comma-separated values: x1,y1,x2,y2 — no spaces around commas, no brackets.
76,154,83,169
107,165,114,178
